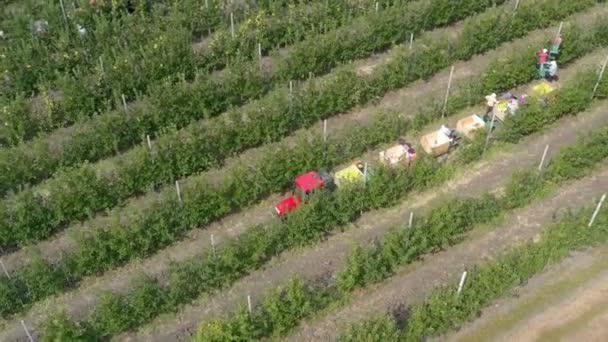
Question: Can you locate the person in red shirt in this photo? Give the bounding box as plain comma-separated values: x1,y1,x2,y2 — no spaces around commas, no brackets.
538,48,548,65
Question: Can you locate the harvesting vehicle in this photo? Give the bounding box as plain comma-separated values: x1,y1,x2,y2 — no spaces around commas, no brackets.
274,161,368,217
378,139,417,166
420,125,461,157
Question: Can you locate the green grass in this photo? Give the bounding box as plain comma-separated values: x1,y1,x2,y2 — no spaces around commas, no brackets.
455,247,608,342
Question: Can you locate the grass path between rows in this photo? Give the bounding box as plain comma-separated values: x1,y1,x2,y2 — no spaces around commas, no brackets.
444,246,608,342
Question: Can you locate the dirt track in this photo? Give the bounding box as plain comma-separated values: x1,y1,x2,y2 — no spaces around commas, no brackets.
444,247,608,342
2,6,608,342
566,308,608,342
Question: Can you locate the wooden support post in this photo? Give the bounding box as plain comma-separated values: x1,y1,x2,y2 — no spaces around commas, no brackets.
146,135,152,149
555,21,564,39
513,0,521,15
409,33,414,50
175,181,182,204
408,212,414,228
538,144,549,171
363,162,369,185
121,94,128,113
592,55,608,99
258,43,263,70
323,119,327,142
20,320,34,342
289,81,294,111
59,0,69,31
483,111,497,155
230,12,235,39
442,66,455,118
258,42,262,60
0,260,9,278
588,194,606,227
247,295,253,313
457,271,468,294
99,56,104,75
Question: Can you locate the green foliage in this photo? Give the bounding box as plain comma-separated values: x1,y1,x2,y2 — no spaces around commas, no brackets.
191,125,608,341
3,0,602,255
38,118,608,338
0,0,304,144
87,276,168,336
196,319,240,342
89,292,133,336
401,205,608,341
339,314,402,342
40,311,94,342
338,138,608,341
1,0,567,197
190,121,608,341
545,129,608,182
336,197,501,293
199,0,392,72
453,130,488,164
1,0,202,135
192,278,335,341
338,209,606,340
6,4,608,322
497,67,608,144
35,158,444,339
502,170,544,209
258,278,330,337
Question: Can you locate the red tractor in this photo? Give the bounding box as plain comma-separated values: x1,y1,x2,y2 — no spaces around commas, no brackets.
274,171,335,217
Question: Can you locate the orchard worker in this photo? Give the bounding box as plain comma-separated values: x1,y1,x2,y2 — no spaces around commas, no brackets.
485,93,497,114
507,97,519,115
501,92,519,115
547,60,558,81
538,48,548,65
549,35,562,60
